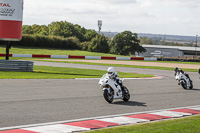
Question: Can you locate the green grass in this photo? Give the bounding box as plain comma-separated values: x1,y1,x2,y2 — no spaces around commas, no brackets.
0,66,153,79
0,46,127,57
37,60,199,72
87,115,200,133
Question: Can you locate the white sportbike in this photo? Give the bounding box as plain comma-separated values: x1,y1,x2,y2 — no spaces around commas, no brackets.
98,74,130,103
175,71,193,89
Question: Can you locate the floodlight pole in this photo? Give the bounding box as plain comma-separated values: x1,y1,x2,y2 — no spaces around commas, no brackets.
98,20,102,34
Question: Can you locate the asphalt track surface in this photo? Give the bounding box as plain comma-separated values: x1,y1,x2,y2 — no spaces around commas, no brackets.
0,61,200,128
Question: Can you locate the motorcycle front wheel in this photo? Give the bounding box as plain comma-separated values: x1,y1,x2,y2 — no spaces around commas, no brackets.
103,90,113,103
189,80,193,89
181,80,187,89
122,86,130,102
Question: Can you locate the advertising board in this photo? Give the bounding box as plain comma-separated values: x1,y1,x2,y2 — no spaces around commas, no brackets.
0,0,23,41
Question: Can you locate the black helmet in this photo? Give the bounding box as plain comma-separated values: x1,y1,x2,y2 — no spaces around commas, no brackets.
174,67,178,71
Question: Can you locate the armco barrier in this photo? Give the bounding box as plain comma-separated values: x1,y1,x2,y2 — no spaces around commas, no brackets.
0,54,157,61
0,60,33,72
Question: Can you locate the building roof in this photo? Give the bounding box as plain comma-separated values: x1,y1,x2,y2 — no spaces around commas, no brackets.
142,44,200,52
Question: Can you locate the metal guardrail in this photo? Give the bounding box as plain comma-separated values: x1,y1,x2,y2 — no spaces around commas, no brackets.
0,60,34,72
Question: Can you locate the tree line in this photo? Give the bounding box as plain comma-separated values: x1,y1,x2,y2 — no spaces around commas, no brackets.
19,21,146,56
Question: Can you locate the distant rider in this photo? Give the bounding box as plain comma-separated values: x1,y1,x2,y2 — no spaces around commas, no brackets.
107,67,123,88
198,68,200,79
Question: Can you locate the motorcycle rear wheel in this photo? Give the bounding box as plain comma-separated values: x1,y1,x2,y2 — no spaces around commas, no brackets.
103,90,113,103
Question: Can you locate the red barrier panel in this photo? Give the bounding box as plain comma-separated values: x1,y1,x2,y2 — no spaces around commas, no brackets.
131,57,144,60
32,55,51,58
101,56,116,60
0,54,12,57
69,55,85,59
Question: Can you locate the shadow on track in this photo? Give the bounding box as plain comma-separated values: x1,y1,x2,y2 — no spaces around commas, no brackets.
113,101,147,107
191,88,200,91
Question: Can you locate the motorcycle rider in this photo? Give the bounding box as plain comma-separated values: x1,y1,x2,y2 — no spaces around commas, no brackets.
174,67,191,84
107,67,123,88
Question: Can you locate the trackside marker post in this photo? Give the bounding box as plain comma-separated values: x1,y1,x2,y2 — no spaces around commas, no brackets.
0,0,24,60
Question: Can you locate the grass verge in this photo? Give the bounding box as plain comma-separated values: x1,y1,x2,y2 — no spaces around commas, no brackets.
0,66,153,79
87,115,200,133
0,46,127,57
36,60,198,72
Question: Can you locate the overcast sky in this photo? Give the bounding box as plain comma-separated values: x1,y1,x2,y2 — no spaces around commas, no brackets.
23,0,200,36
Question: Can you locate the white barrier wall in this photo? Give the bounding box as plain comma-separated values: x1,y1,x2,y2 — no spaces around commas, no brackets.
85,56,101,60
144,58,157,61
51,55,69,59
116,57,131,60
13,54,32,58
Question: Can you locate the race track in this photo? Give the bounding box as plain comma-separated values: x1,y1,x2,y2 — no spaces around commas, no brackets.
0,61,200,128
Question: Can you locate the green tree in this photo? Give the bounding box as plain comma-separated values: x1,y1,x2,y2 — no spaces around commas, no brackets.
110,31,146,55
40,25,49,35
48,21,76,38
23,25,49,35
88,34,109,53
74,24,86,42
32,24,42,34
22,25,34,34
80,41,91,51
85,30,98,41
48,21,88,42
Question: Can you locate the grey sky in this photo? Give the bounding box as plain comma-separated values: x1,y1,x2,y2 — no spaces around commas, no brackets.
23,0,200,36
